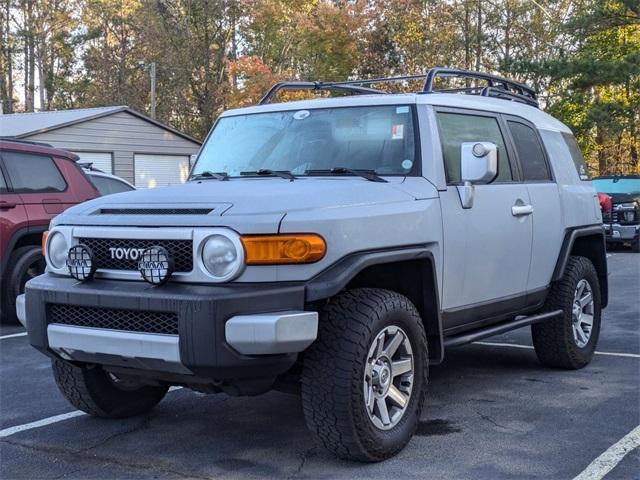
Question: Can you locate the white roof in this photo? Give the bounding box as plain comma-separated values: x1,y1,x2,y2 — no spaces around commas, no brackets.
222,93,571,133
0,106,124,137
0,106,201,143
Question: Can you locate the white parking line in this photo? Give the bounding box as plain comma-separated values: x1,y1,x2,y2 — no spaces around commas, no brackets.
573,425,640,480
0,386,183,440
0,332,27,340
475,341,640,359
0,411,86,438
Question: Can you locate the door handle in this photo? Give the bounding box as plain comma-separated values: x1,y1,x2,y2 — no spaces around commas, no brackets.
0,201,17,210
512,204,533,216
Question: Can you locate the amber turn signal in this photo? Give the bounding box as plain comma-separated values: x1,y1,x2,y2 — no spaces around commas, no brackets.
241,234,326,265
41,230,49,257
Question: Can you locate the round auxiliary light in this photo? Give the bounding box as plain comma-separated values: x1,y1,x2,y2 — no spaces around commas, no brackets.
66,245,96,281
138,246,174,286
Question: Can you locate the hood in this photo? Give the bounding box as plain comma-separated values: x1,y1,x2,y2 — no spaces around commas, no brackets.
52,177,423,229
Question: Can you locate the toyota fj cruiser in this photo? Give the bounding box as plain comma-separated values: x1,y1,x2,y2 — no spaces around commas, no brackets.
19,69,608,462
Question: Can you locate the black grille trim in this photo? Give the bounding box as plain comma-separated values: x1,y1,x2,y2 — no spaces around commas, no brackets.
79,238,193,272
99,208,213,215
48,304,179,335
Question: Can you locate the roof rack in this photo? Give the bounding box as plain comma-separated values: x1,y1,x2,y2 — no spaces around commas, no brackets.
259,67,538,108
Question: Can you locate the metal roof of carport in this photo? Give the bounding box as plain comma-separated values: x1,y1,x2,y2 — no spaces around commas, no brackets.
0,106,201,144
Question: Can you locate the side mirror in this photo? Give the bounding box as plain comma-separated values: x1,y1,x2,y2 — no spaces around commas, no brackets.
461,142,498,184
458,142,498,209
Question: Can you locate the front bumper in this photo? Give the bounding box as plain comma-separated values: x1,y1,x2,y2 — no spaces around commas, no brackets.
603,223,639,242
24,274,317,380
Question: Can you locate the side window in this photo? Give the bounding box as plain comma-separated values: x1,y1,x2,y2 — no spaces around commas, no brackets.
508,121,551,181
0,165,8,193
2,152,67,193
562,133,590,180
436,112,512,184
90,175,134,195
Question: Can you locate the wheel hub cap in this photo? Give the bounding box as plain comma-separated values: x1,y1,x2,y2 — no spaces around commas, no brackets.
572,279,595,348
363,326,414,430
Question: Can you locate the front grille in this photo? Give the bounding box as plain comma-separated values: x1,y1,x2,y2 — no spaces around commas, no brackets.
99,208,213,215
79,238,193,272
48,304,179,335
604,204,639,225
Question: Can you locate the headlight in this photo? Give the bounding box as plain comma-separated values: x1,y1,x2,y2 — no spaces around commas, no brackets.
201,234,243,280
47,231,69,269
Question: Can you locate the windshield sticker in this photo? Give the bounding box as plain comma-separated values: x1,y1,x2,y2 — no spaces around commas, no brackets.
402,159,413,170
391,124,404,140
396,106,409,114
293,110,310,120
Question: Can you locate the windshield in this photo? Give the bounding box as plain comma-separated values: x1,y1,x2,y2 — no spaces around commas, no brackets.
191,105,417,178
592,178,640,195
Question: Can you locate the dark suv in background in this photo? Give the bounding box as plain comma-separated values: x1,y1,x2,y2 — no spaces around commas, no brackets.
593,175,640,252
0,139,100,323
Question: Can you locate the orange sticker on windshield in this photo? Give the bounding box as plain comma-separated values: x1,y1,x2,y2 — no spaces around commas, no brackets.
391,124,404,140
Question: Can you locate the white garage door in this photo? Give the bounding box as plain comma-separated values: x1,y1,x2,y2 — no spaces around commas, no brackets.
73,152,113,174
134,154,190,188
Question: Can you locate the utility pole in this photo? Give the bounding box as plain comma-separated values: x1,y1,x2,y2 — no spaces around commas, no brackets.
150,62,156,119
138,60,157,119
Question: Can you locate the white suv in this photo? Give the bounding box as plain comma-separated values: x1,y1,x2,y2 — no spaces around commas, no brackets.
20,68,607,462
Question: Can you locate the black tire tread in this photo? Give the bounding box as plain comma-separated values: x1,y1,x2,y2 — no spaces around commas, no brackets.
52,359,168,418
532,256,601,369
301,288,427,462
1,245,42,324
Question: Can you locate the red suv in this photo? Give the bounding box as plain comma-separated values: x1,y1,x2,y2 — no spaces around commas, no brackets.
0,139,99,323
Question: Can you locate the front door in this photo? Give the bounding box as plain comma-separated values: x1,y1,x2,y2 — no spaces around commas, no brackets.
436,109,533,330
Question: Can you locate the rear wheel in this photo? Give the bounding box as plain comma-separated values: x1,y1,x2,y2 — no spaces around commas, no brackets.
52,359,168,418
1,246,45,324
532,256,601,369
301,288,428,461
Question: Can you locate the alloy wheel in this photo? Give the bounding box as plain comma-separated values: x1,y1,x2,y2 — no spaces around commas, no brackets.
363,325,414,430
572,279,594,348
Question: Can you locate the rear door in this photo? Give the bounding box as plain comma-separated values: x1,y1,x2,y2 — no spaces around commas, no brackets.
436,109,533,329
0,160,28,266
1,151,72,227
504,118,563,294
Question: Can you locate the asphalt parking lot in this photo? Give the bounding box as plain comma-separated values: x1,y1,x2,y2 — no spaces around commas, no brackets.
1,252,638,479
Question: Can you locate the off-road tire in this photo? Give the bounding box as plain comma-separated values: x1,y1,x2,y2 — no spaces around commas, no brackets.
1,246,45,324
52,358,168,418
301,288,428,462
532,256,601,369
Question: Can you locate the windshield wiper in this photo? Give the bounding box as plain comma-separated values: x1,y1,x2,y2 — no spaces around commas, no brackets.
240,169,295,181
190,171,229,181
305,167,387,183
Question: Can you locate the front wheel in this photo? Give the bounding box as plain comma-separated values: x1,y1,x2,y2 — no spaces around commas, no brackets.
301,288,428,462
532,256,602,369
52,359,168,418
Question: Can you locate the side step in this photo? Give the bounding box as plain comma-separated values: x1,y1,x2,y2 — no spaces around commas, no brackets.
443,309,563,348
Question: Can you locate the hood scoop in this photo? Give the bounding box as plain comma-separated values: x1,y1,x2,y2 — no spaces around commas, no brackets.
98,207,215,215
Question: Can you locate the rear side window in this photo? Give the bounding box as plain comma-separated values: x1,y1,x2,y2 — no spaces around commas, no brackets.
436,112,512,184
2,152,67,192
89,175,134,195
0,168,8,193
562,133,590,180
508,121,551,181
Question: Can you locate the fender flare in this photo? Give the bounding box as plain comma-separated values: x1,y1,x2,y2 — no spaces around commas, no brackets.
304,245,444,364
552,225,608,308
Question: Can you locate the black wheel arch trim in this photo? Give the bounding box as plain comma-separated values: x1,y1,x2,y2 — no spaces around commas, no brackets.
552,224,608,308
304,244,445,364
0,224,47,279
